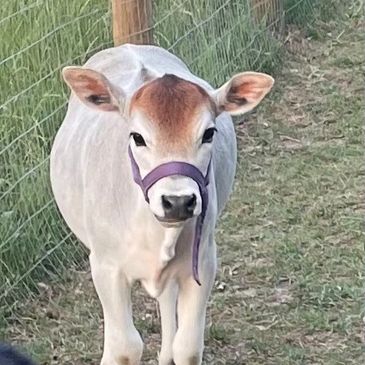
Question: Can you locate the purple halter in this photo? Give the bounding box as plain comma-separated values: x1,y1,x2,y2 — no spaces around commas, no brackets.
128,146,211,285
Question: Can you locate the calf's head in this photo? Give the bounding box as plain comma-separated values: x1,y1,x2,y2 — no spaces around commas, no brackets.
62,66,274,225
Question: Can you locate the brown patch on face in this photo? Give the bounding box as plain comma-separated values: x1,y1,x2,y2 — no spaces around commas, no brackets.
130,74,216,149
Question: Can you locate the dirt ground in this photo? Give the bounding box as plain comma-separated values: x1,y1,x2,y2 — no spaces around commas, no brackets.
4,13,364,365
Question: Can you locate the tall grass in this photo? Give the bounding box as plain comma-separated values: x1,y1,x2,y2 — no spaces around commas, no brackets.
0,0,338,325
0,0,112,324
155,0,282,84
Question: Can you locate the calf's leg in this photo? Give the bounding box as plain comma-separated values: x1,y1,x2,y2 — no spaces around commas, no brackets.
158,280,178,365
90,254,143,365
172,251,216,365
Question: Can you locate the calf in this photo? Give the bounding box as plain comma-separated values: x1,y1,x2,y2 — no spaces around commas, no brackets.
50,44,273,365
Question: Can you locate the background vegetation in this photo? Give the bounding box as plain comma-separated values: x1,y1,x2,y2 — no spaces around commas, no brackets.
0,0,363,363
0,0,309,318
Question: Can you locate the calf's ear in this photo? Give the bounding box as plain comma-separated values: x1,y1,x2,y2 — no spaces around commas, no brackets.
62,66,125,112
212,72,274,116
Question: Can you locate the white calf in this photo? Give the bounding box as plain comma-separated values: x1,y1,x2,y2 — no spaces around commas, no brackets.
50,44,273,365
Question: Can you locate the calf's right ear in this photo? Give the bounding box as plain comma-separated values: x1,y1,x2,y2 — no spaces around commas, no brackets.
213,72,274,116
62,66,125,112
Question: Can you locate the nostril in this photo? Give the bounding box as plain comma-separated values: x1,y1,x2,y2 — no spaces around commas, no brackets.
161,195,173,211
161,194,196,220
186,194,197,211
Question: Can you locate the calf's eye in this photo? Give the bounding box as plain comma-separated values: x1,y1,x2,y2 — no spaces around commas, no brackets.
130,132,146,147
202,127,217,144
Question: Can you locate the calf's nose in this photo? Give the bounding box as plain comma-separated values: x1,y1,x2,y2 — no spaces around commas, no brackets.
161,194,196,221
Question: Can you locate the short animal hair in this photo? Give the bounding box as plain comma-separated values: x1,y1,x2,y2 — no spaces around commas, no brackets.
0,343,36,365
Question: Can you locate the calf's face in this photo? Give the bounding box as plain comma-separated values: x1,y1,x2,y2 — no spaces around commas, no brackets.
62,66,274,225
127,74,216,223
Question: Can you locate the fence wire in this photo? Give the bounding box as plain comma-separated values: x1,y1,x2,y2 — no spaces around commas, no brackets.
0,0,313,325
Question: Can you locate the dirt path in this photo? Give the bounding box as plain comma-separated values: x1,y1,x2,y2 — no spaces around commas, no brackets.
5,13,364,365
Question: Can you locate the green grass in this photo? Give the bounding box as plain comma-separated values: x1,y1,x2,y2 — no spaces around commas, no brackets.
284,0,347,27
0,0,112,318
1,1,363,363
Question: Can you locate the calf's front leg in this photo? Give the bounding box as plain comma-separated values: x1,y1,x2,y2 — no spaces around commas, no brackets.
158,280,178,365
173,251,216,365
90,254,143,365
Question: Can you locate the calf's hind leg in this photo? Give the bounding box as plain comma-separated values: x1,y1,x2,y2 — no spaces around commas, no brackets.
90,254,143,365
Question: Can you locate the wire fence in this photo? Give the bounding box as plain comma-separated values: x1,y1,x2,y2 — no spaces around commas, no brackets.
0,0,315,325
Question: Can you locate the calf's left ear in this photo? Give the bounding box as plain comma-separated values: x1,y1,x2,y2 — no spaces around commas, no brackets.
212,72,274,116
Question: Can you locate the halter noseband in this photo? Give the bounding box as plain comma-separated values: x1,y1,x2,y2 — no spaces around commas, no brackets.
128,146,211,285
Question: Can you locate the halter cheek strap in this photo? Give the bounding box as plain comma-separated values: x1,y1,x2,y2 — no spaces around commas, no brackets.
128,146,211,285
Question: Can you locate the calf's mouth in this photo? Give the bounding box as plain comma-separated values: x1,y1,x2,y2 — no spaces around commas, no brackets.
154,214,190,227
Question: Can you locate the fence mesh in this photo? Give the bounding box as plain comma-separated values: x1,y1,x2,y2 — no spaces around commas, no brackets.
1,0,313,327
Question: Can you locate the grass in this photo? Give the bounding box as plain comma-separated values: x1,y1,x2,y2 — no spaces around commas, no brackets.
1,0,364,364
0,0,112,318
